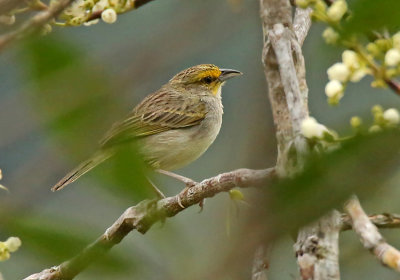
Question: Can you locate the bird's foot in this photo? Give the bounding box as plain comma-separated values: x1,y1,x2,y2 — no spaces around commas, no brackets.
156,169,197,187
156,170,204,210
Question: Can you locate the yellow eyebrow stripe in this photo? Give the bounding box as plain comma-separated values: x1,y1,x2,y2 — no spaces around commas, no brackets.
196,69,221,80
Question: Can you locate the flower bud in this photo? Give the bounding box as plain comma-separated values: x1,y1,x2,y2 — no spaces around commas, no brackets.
301,117,329,139
366,42,381,57
229,189,244,201
327,0,347,22
101,8,117,24
383,108,400,125
369,125,382,133
0,242,10,261
322,27,339,44
385,48,400,67
325,80,344,100
342,50,359,69
393,32,400,50
350,116,362,128
327,63,350,82
4,237,21,253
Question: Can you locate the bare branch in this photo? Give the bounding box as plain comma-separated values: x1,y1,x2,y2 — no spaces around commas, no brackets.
252,245,269,280
0,0,157,52
293,7,312,47
260,1,341,279
345,197,400,273
24,168,276,280
260,0,309,177
341,213,400,231
294,210,342,280
385,79,400,97
0,0,73,52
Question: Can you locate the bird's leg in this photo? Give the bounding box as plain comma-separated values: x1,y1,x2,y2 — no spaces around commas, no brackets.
156,169,199,209
146,177,166,199
156,169,197,187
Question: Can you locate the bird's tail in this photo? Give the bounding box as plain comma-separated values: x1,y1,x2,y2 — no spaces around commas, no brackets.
51,150,114,192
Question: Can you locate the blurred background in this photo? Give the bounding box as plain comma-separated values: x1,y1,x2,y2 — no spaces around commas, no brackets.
1,0,400,279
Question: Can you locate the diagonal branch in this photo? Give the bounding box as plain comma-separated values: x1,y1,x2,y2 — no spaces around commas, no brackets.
0,0,157,52
24,167,276,280
345,197,400,273
0,0,74,52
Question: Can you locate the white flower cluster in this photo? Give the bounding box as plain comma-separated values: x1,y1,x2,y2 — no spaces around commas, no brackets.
325,50,368,104
297,0,347,45
367,105,400,133
61,0,125,26
0,237,21,261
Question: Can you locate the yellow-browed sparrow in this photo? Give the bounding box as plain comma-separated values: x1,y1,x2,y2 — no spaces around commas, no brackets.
51,64,242,192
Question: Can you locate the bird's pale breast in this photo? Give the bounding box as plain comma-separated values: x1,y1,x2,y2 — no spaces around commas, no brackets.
138,96,223,170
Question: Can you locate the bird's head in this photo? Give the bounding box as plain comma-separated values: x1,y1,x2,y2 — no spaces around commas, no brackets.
169,64,242,96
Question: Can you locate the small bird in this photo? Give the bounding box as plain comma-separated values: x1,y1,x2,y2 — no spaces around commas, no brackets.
51,64,242,192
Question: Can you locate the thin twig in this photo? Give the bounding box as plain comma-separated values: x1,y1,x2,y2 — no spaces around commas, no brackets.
385,79,400,96
345,197,400,273
341,212,400,231
24,168,276,280
0,0,73,52
0,0,157,52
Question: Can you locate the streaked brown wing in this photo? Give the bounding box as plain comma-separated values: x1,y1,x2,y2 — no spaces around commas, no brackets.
100,89,206,148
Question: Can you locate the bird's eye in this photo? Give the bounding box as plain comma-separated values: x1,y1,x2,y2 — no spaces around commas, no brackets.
203,76,213,84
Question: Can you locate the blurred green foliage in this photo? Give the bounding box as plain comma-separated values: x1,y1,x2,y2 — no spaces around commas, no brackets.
0,212,131,272
344,0,400,36
262,130,400,237
21,36,151,200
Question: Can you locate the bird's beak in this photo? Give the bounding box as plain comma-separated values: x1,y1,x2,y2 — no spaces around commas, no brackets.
219,68,243,82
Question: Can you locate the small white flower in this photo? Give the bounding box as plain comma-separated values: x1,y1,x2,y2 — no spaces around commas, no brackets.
327,63,350,82
385,48,400,67
101,8,117,24
327,0,347,22
301,117,328,139
322,27,339,44
4,237,21,253
393,32,400,50
342,50,359,69
325,80,344,99
383,108,400,125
